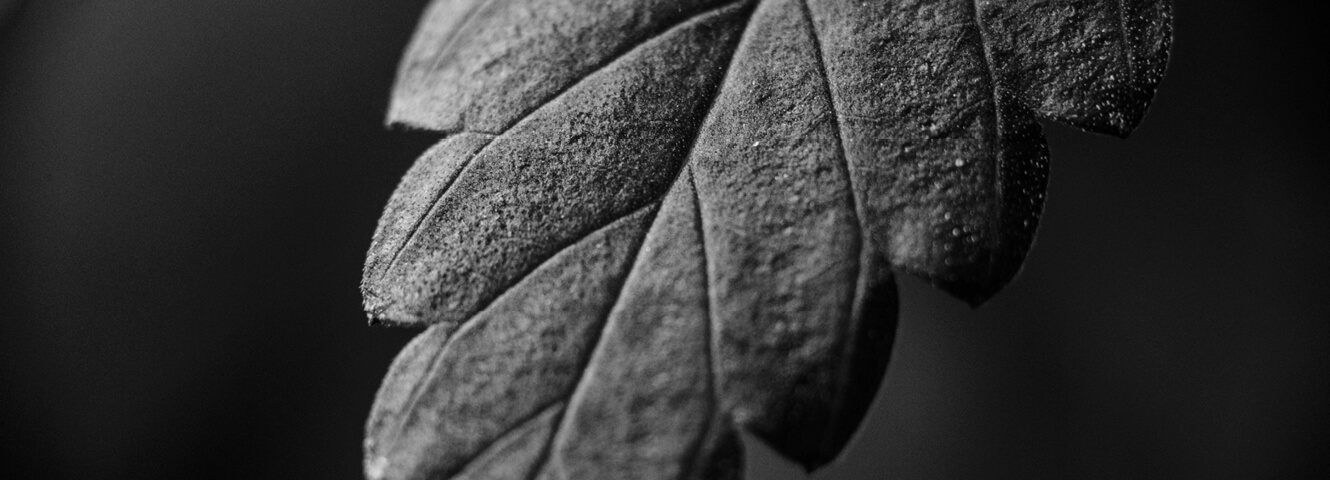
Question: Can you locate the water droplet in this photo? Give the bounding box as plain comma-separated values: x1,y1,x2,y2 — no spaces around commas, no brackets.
922,120,942,137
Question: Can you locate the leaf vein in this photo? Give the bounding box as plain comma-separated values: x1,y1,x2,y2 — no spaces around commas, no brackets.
522,203,661,480
451,400,564,478
383,0,754,288
420,0,503,84
798,0,870,459
381,202,657,476
677,166,723,480
968,0,1006,274
492,0,754,134
1114,0,1137,82
529,3,760,475
383,133,498,275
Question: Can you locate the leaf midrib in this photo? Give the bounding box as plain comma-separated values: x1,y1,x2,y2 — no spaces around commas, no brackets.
385,0,1048,475
797,0,870,463
381,0,754,287
525,4,761,478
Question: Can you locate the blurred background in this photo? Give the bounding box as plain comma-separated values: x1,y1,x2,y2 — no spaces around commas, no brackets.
1,0,1325,478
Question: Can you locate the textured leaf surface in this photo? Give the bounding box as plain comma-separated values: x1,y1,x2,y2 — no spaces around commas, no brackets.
362,0,1172,478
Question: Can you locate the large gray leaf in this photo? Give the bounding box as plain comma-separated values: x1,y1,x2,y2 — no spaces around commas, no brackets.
361,0,1172,479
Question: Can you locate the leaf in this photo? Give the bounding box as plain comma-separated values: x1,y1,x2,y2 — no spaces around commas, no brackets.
360,0,1172,479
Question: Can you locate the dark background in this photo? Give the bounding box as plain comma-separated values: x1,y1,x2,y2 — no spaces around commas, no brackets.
1,1,1325,478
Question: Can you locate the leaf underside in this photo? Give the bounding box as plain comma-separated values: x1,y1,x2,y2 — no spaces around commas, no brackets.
361,0,1172,479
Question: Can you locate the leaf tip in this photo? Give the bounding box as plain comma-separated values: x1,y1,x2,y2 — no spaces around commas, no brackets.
936,277,1002,309
363,454,389,480
795,451,838,475
363,309,422,328
905,252,1022,308
799,461,822,475
360,285,416,328
1098,119,1137,140
361,285,387,320
1054,103,1148,140
893,240,1020,309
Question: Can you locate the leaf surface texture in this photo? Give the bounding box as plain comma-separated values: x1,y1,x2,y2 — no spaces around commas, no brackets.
362,0,1172,478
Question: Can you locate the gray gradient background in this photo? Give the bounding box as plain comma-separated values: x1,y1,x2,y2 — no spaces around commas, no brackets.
1,1,1325,478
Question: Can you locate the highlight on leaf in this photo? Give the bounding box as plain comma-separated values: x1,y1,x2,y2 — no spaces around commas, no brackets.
360,0,1172,478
